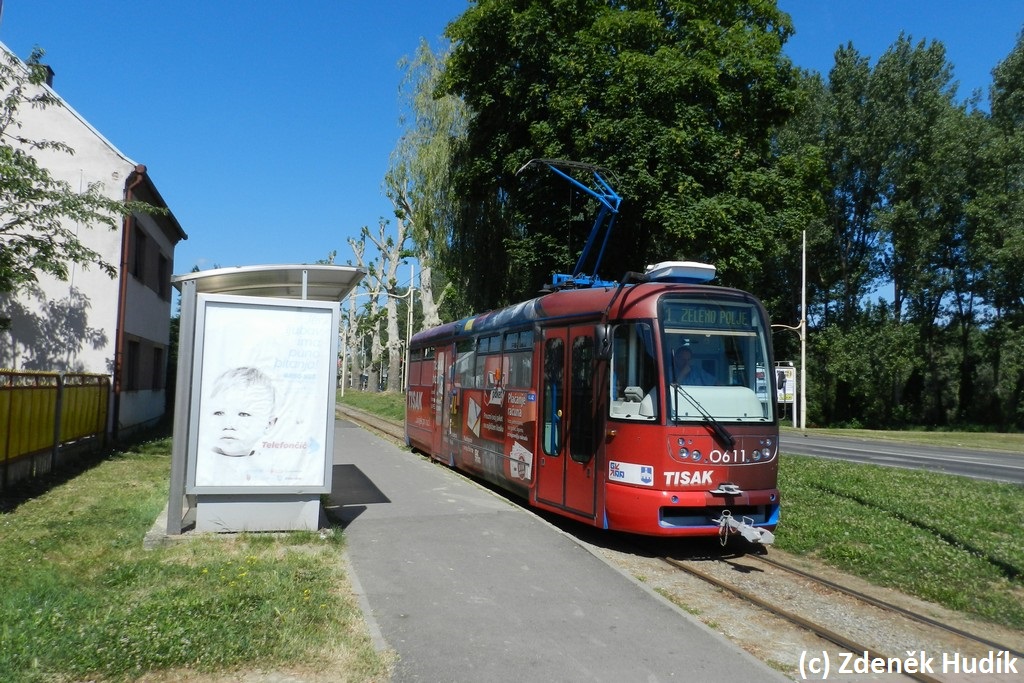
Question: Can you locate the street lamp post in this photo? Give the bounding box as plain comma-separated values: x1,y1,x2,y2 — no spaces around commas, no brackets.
396,262,416,393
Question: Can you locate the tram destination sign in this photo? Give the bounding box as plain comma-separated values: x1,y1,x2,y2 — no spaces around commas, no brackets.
668,302,753,330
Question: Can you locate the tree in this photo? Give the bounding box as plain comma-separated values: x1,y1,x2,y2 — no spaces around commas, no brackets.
346,233,385,392
868,36,970,424
975,29,1024,428
0,47,157,294
386,39,468,328
347,219,411,392
441,0,802,310
761,68,829,352
869,35,961,325
787,36,991,426
813,300,921,427
813,44,887,329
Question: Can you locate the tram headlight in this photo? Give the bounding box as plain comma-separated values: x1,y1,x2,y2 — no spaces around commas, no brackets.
678,447,689,459
692,450,702,462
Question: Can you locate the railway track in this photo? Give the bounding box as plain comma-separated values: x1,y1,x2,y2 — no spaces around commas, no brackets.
336,404,406,441
750,552,1024,659
661,549,1022,682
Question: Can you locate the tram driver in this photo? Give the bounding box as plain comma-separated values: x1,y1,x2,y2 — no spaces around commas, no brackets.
673,346,716,385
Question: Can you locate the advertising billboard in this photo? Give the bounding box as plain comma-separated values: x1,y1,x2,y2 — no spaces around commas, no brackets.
186,294,338,494
775,365,796,404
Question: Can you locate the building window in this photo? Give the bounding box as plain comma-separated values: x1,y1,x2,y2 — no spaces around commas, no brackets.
152,346,165,390
157,255,170,300
123,340,168,392
131,224,147,279
131,222,174,299
125,340,140,391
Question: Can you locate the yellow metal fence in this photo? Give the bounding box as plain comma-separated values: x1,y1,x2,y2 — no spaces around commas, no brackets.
1,370,110,490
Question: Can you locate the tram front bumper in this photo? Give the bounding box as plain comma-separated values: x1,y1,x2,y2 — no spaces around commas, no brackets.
604,485,780,537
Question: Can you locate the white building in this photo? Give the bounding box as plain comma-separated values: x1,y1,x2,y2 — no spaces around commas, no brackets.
0,42,187,436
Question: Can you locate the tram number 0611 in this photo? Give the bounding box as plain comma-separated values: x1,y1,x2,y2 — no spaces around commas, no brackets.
682,449,773,465
711,450,744,464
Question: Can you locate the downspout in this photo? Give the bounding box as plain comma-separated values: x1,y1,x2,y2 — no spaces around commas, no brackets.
112,164,147,441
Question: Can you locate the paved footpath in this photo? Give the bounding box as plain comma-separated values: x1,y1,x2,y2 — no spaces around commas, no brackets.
327,419,789,683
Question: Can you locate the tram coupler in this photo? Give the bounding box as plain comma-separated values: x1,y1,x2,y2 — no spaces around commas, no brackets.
713,510,776,546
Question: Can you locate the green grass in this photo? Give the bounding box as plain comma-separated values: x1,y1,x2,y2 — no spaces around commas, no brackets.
337,389,407,422
343,392,1024,630
776,455,1024,630
0,436,389,683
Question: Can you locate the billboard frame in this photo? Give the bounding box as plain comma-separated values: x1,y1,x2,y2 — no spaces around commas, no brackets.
185,293,338,495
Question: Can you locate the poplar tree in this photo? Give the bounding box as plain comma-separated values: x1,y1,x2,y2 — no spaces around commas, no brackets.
385,39,468,326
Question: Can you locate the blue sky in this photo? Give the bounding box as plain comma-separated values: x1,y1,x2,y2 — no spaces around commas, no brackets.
1,1,1021,291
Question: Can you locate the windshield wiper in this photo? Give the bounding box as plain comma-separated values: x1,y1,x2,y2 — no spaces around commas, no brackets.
672,385,736,451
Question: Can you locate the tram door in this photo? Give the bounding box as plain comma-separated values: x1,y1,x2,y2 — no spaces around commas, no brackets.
432,348,447,459
536,326,599,518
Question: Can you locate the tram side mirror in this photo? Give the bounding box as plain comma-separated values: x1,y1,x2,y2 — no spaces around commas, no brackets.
595,324,612,360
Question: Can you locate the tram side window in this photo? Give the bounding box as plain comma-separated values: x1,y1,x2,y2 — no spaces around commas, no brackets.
455,339,475,387
476,335,500,389
504,330,533,388
422,346,435,385
410,346,434,386
408,348,422,386
609,322,658,421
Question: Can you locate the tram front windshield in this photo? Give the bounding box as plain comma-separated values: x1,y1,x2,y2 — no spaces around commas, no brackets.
608,295,774,423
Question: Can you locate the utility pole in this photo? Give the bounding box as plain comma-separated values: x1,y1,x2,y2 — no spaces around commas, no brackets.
772,230,807,430
400,261,416,392
799,229,807,430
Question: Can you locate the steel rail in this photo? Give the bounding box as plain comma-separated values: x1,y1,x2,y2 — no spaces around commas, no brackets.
662,556,944,683
749,553,1023,659
336,404,405,442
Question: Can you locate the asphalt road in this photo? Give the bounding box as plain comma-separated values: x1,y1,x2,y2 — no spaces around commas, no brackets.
779,431,1024,485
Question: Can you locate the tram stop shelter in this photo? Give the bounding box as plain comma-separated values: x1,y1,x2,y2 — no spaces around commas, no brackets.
165,264,364,535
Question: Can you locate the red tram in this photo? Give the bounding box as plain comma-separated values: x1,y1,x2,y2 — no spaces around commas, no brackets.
404,261,779,542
